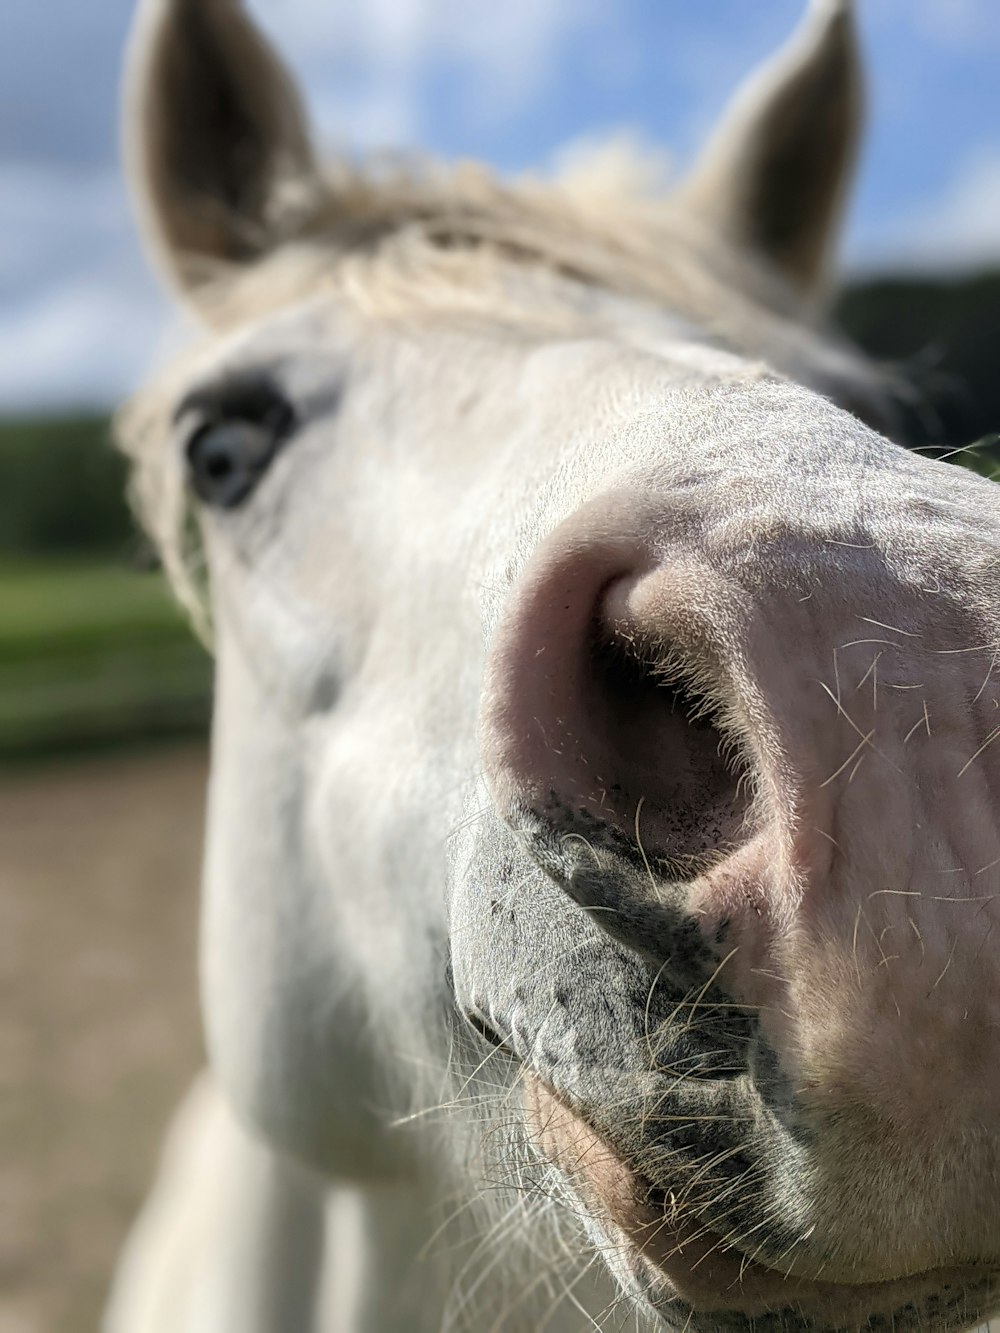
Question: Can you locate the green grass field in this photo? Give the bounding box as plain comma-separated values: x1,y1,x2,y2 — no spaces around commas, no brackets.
0,559,211,759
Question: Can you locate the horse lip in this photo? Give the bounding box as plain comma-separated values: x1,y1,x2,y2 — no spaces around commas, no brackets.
622,1184,984,1319
522,1074,994,1326
627,1228,991,1330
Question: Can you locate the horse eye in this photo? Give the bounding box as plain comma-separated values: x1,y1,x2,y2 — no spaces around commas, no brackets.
185,420,278,509
180,380,296,510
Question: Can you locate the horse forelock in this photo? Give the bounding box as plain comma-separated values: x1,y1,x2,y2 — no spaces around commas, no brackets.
166,140,813,331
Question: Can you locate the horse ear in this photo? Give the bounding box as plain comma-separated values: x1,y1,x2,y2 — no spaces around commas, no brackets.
124,0,319,298
677,0,862,300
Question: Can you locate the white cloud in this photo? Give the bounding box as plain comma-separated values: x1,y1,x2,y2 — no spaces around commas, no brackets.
870,0,1000,51
908,0,1000,49
848,147,1000,274
250,0,607,149
0,166,167,411
0,277,165,411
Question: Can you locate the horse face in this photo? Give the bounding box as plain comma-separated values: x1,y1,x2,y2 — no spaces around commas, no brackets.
122,1,1000,1329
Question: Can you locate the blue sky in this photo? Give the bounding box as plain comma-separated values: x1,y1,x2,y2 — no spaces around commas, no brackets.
1,0,998,412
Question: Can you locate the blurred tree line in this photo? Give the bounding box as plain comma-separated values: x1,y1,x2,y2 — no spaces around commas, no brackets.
0,269,996,758
0,419,209,761
835,270,1000,462
0,416,131,558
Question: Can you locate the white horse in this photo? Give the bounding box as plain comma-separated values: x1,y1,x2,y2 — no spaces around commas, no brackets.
106,2,1000,1330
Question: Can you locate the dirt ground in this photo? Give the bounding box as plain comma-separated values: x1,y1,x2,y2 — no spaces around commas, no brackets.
2,744,206,1333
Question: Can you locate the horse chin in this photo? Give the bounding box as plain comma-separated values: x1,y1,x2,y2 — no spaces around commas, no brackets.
523,1075,995,1332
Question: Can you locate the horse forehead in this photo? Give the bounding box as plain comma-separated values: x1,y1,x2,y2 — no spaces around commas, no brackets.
164,256,856,481
170,247,769,412
181,294,352,386
164,278,981,589
174,297,983,558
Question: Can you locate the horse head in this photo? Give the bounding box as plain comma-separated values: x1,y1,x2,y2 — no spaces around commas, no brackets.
115,3,1000,1328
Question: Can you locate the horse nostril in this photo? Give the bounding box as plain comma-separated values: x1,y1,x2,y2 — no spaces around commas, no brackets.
583,605,746,864
483,530,753,874
463,1010,513,1053
480,507,770,965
